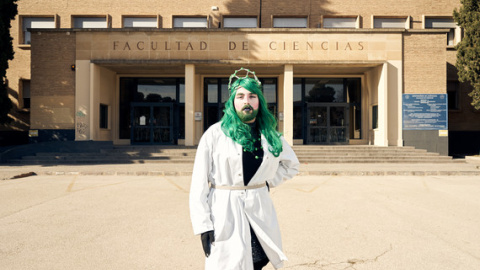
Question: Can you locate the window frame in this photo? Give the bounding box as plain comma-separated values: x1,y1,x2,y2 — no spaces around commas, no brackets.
19,79,31,110
423,15,461,47
372,16,410,29
222,16,258,28
71,15,110,29
172,16,209,28
447,80,460,111
272,16,308,28
100,104,109,129
322,16,359,29
122,15,160,28
19,15,57,46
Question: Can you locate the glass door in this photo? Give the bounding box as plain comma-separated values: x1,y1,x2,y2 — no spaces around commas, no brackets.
131,103,173,144
307,103,349,144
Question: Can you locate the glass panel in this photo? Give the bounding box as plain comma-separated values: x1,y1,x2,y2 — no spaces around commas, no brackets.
178,104,185,139
347,78,361,139
221,79,230,103
293,79,302,103
324,18,356,28
137,78,176,102
123,17,157,28
330,128,347,142
133,106,151,143
263,79,276,103
310,128,327,143
305,79,344,102
134,106,150,126
347,78,361,103
425,18,456,28
206,79,218,103
134,127,150,143
374,18,406,29
153,128,171,143
174,17,207,28
224,18,257,28
179,80,185,103
205,106,219,131
73,17,107,28
309,107,327,127
273,18,307,28
119,78,135,139
448,29,455,46
330,106,346,127
153,106,171,127
293,106,303,139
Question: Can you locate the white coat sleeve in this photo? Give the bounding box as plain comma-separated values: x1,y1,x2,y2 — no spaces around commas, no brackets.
268,137,300,188
189,131,214,235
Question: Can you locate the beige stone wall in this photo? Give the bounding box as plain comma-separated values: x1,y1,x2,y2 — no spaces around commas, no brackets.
12,0,461,30
76,30,402,62
4,0,466,136
30,31,76,129
403,33,446,93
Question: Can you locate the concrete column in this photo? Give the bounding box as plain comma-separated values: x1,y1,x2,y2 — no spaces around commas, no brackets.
75,60,91,141
375,63,389,146
283,65,294,145
185,64,195,146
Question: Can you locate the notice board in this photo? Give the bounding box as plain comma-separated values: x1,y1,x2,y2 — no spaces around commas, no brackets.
402,94,448,130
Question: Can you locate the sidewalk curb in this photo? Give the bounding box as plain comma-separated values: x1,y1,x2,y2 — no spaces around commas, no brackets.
13,170,480,177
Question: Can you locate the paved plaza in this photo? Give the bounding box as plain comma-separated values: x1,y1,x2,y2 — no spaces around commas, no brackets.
1,170,479,269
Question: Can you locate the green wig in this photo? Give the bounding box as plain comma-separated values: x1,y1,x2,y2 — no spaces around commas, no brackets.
221,76,283,157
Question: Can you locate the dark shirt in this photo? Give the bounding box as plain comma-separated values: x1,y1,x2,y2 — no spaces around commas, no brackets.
242,122,264,186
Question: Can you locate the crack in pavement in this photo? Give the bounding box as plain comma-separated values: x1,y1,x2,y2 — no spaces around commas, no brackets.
286,244,393,269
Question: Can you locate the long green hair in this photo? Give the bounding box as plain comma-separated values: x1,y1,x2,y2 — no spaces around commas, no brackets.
221,77,283,157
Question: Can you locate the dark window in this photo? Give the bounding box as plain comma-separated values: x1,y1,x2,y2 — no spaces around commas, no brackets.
119,77,185,140
305,78,345,103
100,104,108,129
447,81,459,110
22,80,31,109
372,105,378,129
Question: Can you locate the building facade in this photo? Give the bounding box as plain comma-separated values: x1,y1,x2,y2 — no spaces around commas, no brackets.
3,0,479,156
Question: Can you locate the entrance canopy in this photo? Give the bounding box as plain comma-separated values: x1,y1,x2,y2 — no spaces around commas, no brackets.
37,28,406,146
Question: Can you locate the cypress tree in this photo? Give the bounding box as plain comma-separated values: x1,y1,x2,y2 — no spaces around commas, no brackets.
454,0,480,109
0,0,18,124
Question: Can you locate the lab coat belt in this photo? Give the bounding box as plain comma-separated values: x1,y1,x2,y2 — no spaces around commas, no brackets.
210,182,267,190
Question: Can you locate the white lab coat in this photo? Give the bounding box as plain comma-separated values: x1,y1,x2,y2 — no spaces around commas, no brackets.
189,122,300,270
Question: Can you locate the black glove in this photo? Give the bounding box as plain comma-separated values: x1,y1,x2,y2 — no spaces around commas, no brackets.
201,230,215,257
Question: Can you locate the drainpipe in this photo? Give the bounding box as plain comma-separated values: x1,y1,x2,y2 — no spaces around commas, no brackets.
259,0,262,28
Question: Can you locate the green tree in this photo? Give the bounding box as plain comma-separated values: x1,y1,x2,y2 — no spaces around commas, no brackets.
454,0,480,110
0,0,18,124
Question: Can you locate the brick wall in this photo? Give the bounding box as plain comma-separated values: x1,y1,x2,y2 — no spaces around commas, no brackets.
403,33,446,93
30,31,76,129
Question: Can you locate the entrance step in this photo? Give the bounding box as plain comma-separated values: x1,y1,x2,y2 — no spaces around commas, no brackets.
6,145,462,165
292,145,458,163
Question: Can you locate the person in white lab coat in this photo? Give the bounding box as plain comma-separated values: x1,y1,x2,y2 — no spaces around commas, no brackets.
189,68,300,270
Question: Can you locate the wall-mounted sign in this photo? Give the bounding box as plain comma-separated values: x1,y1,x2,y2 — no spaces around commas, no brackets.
439,130,448,137
403,94,448,130
29,130,39,137
194,112,202,121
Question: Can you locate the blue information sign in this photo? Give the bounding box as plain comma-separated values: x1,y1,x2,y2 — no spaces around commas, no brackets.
403,94,448,130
